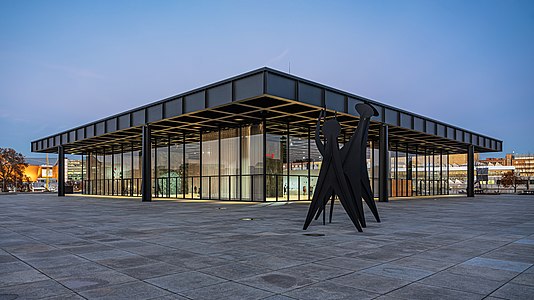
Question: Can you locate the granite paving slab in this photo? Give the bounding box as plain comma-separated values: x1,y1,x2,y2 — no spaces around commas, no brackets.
79,280,171,299
0,193,533,299
418,271,504,295
333,271,412,294
361,264,434,281
55,269,137,291
273,262,353,281
446,264,521,282
490,282,534,300
0,269,49,287
181,281,273,300
198,261,272,280
462,257,532,272
146,271,227,293
313,256,380,271
283,281,379,300
0,279,75,299
384,282,484,300
118,262,187,280
237,271,316,293
510,272,534,286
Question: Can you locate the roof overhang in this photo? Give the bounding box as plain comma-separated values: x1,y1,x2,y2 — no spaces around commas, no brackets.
31,67,503,155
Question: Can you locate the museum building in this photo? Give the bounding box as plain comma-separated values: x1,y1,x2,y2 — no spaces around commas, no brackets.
31,68,502,202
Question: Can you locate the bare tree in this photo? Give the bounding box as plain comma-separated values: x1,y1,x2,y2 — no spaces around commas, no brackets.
501,171,521,193
0,148,27,192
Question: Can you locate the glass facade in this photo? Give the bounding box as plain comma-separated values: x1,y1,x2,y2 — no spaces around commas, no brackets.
81,123,452,201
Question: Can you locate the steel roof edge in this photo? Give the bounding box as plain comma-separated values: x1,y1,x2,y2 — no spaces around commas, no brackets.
31,67,270,144
32,66,502,146
263,67,502,144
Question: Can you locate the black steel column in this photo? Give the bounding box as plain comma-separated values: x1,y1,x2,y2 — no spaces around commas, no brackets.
446,152,450,195
58,146,65,197
95,152,98,195
239,126,242,201
167,135,171,198
415,146,418,195
130,143,134,196
467,144,475,197
120,145,124,196
88,152,91,194
379,124,389,202
81,154,84,194
182,133,186,199
218,128,221,200
307,127,311,201
141,125,152,202
103,150,106,195
111,147,114,196
154,138,157,198
440,150,443,195
286,122,290,201
371,141,375,196
199,129,202,199
423,147,428,196
405,144,409,197
263,119,267,202
395,143,398,197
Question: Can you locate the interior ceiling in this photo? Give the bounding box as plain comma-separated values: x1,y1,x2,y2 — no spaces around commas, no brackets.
57,96,483,155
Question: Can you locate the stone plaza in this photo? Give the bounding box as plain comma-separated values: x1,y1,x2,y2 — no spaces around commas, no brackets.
1,194,533,299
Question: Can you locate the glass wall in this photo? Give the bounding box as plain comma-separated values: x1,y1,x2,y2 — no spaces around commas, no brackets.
370,142,379,198
112,150,122,196
169,143,183,198
96,153,104,195
132,150,141,196
289,134,310,201
81,123,450,201
155,140,169,197
185,138,200,199
202,131,219,199
265,126,286,201
242,124,263,201
220,128,239,200
309,135,322,199
123,147,132,196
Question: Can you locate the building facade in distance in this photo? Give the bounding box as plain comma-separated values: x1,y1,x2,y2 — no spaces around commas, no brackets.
31,68,502,201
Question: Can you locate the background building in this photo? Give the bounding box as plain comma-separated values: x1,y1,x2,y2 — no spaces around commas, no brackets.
23,158,82,192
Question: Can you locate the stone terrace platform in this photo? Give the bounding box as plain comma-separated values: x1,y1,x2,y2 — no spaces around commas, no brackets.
1,194,533,299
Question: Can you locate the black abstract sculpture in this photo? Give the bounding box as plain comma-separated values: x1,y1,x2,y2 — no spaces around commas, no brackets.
303,103,380,232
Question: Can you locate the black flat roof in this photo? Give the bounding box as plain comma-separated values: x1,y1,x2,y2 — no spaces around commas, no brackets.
31,67,502,154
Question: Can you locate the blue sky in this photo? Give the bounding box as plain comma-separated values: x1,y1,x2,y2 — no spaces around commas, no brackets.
1,0,533,158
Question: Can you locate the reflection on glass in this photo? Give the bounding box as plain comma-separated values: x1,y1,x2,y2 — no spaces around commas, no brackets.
220,128,239,200
242,124,263,201
185,139,200,199
202,131,219,199
170,143,183,198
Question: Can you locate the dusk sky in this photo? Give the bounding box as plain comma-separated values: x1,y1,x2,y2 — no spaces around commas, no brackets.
1,0,533,158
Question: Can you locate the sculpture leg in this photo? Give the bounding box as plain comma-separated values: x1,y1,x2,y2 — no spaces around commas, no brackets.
350,182,366,228
361,180,381,222
332,150,364,231
314,187,332,220
329,193,335,223
303,156,330,228
314,204,322,220
303,173,334,230
336,193,363,232
323,196,326,225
